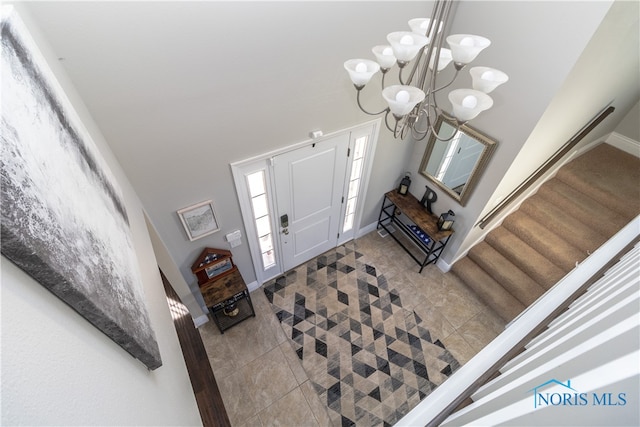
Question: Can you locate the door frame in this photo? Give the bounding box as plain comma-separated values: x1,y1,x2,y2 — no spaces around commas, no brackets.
231,119,381,285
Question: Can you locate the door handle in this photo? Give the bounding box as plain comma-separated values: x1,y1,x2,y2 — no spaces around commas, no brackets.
282,228,289,235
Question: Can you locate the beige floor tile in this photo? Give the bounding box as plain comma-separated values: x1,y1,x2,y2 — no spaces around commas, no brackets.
280,341,307,385
436,275,486,330
238,414,263,427
220,310,283,369
217,369,259,426
300,380,334,427
440,331,478,365
244,345,299,413
258,387,319,427
199,321,239,376
411,304,456,342
457,309,506,353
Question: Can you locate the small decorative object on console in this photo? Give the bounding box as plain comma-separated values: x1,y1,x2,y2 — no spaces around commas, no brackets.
437,210,456,231
420,185,438,214
398,173,412,195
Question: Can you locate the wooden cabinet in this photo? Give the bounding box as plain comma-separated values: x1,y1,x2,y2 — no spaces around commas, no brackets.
191,248,255,333
377,191,453,272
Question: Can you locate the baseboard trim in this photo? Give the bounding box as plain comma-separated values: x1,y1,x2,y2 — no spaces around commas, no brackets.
606,132,640,158
356,221,378,238
193,314,209,328
436,258,452,273
246,280,261,293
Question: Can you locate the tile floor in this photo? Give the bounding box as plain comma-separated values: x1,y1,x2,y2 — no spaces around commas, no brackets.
199,230,506,426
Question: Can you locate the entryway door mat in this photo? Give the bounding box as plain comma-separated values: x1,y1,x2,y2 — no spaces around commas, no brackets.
264,242,460,426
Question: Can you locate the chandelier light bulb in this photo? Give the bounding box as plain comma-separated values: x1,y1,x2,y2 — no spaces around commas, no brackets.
470,66,509,93
344,59,380,87
400,35,414,45
428,48,453,71
408,18,443,38
372,45,397,69
395,90,411,104
447,34,491,65
387,31,429,62
448,88,493,122
462,95,478,109
382,85,426,118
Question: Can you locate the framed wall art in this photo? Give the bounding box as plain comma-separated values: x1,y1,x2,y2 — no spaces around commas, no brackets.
0,8,161,370
177,200,220,241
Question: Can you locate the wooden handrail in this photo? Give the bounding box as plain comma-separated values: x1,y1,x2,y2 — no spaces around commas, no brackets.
477,105,615,229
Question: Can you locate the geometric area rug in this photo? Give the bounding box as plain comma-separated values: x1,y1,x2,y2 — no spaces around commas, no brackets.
263,241,460,426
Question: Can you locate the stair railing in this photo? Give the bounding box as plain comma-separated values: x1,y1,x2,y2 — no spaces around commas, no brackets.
395,215,639,427
476,105,615,229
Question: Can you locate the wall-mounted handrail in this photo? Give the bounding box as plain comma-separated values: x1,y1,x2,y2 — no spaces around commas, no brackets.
476,105,615,229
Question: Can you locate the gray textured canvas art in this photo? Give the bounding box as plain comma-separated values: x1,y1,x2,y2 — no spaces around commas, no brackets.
0,8,161,370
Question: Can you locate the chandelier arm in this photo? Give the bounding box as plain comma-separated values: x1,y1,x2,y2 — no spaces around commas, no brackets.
398,65,408,86
400,120,412,140
383,111,397,134
433,125,461,142
411,125,430,142
410,107,433,140
356,87,390,116
431,69,461,94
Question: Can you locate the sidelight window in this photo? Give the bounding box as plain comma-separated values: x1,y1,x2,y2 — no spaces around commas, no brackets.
247,171,275,270
342,135,368,233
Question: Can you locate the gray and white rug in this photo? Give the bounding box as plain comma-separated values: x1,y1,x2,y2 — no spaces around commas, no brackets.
263,242,460,426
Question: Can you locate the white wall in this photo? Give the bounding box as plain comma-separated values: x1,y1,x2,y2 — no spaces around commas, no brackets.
616,100,640,142
1,5,202,425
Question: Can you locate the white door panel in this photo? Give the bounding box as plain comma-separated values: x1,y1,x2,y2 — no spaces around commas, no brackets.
290,150,335,220
292,217,331,256
274,135,349,271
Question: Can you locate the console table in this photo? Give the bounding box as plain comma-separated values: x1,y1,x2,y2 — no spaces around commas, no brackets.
199,267,255,333
191,248,255,333
377,190,453,272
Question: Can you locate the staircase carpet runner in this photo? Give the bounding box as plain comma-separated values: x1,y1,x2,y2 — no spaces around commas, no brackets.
264,242,460,427
452,143,640,322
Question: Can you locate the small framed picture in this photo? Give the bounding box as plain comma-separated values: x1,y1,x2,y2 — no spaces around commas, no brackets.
177,200,220,241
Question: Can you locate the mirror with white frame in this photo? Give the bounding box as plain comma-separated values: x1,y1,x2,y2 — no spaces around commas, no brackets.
419,115,497,206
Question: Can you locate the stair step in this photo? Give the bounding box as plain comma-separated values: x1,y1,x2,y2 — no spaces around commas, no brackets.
449,144,639,329
537,178,628,238
485,227,565,290
452,257,526,322
468,242,547,306
519,193,607,254
503,210,587,272
555,144,640,219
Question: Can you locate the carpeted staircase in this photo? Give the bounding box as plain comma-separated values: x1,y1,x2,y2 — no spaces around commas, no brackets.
452,143,640,322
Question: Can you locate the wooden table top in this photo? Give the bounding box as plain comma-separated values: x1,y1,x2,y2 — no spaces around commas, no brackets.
199,267,247,307
385,190,453,242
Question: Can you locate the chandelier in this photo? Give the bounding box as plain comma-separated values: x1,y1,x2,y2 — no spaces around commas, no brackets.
344,0,508,140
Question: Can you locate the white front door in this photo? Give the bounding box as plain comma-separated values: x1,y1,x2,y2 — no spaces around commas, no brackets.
273,134,349,271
